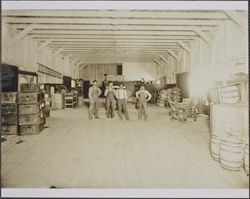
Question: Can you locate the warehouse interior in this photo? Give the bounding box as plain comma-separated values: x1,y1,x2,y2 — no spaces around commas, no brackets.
1,8,249,190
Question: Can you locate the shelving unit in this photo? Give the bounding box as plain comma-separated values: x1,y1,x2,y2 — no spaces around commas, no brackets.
65,92,77,108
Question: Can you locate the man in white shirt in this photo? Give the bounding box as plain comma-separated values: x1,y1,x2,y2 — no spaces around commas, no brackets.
115,83,129,120
88,80,102,120
135,85,152,120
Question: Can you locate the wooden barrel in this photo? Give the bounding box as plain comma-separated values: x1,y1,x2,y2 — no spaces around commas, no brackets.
210,135,220,161
219,136,244,171
244,143,249,175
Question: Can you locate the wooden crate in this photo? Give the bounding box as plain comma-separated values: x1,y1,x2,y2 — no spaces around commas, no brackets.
20,83,40,93
1,103,17,114
210,104,248,137
1,92,17,104
18,92,43,104
1,114,18,125
19,112,42,125
19,123,44,135
1,125,18,135
18,104,40,115
51,93,65,109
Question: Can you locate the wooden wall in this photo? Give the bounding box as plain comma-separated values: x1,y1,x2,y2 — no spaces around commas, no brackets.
80,64,117,82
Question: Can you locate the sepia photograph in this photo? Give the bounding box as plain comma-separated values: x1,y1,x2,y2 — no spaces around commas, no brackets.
1,1,249,198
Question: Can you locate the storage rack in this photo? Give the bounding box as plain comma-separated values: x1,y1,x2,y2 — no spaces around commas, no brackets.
65,92,77,108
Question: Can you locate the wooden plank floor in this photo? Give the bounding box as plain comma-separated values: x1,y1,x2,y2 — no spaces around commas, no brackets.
1,104,249,188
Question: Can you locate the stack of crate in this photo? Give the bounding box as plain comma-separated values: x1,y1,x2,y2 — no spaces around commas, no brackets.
18,83,45,135
65,91,77,108
1,92,18,135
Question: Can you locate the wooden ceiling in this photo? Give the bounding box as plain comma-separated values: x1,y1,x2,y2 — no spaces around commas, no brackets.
2,9,247,65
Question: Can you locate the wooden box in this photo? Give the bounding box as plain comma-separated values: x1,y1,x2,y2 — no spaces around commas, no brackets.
19,123,44,135
19,112,42,125
18,104,40,115
18,92,42,104
51,93,65,109
210,104,248,138
1,104,17,114
20,83,40,93
1,125,18,135
1,114,18,125
1,92,17,104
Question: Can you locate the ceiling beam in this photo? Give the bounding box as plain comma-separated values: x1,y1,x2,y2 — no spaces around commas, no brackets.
79,64,87,69
51,48,179,51
154,59,165,67
32,35,198,40
63,54,72,60
224,10,247,34
2,10,228,19
11,24,218,32
48,42,178,45
37,39,193,43
4,17,225,26
48,44,180,48
29,30,196,36
177,41,191,53
193,26,213,46
71,58,79,64
52,48,64,57
165,49,178,60
37,39,53,51
75,61,84,67
13,24,35,42
159,54,169,65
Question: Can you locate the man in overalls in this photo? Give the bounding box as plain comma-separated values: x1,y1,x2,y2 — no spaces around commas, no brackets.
104,82,116,118
135,85,152,120
88,80,102,120
115,83,129,120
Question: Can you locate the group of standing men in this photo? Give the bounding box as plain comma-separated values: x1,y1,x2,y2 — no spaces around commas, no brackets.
88,80,152,120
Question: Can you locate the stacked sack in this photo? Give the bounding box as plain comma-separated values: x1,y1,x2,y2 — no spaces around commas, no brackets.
171,87,181,102
157,89,171,107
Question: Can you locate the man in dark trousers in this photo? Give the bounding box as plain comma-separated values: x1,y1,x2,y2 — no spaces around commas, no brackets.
88,80,102,120
115,83,129,120
104,82,116,118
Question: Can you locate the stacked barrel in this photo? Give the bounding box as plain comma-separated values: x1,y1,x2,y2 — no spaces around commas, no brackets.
243,138,249,175
1,92,18,135
18,83,45,135
210,128,249,175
